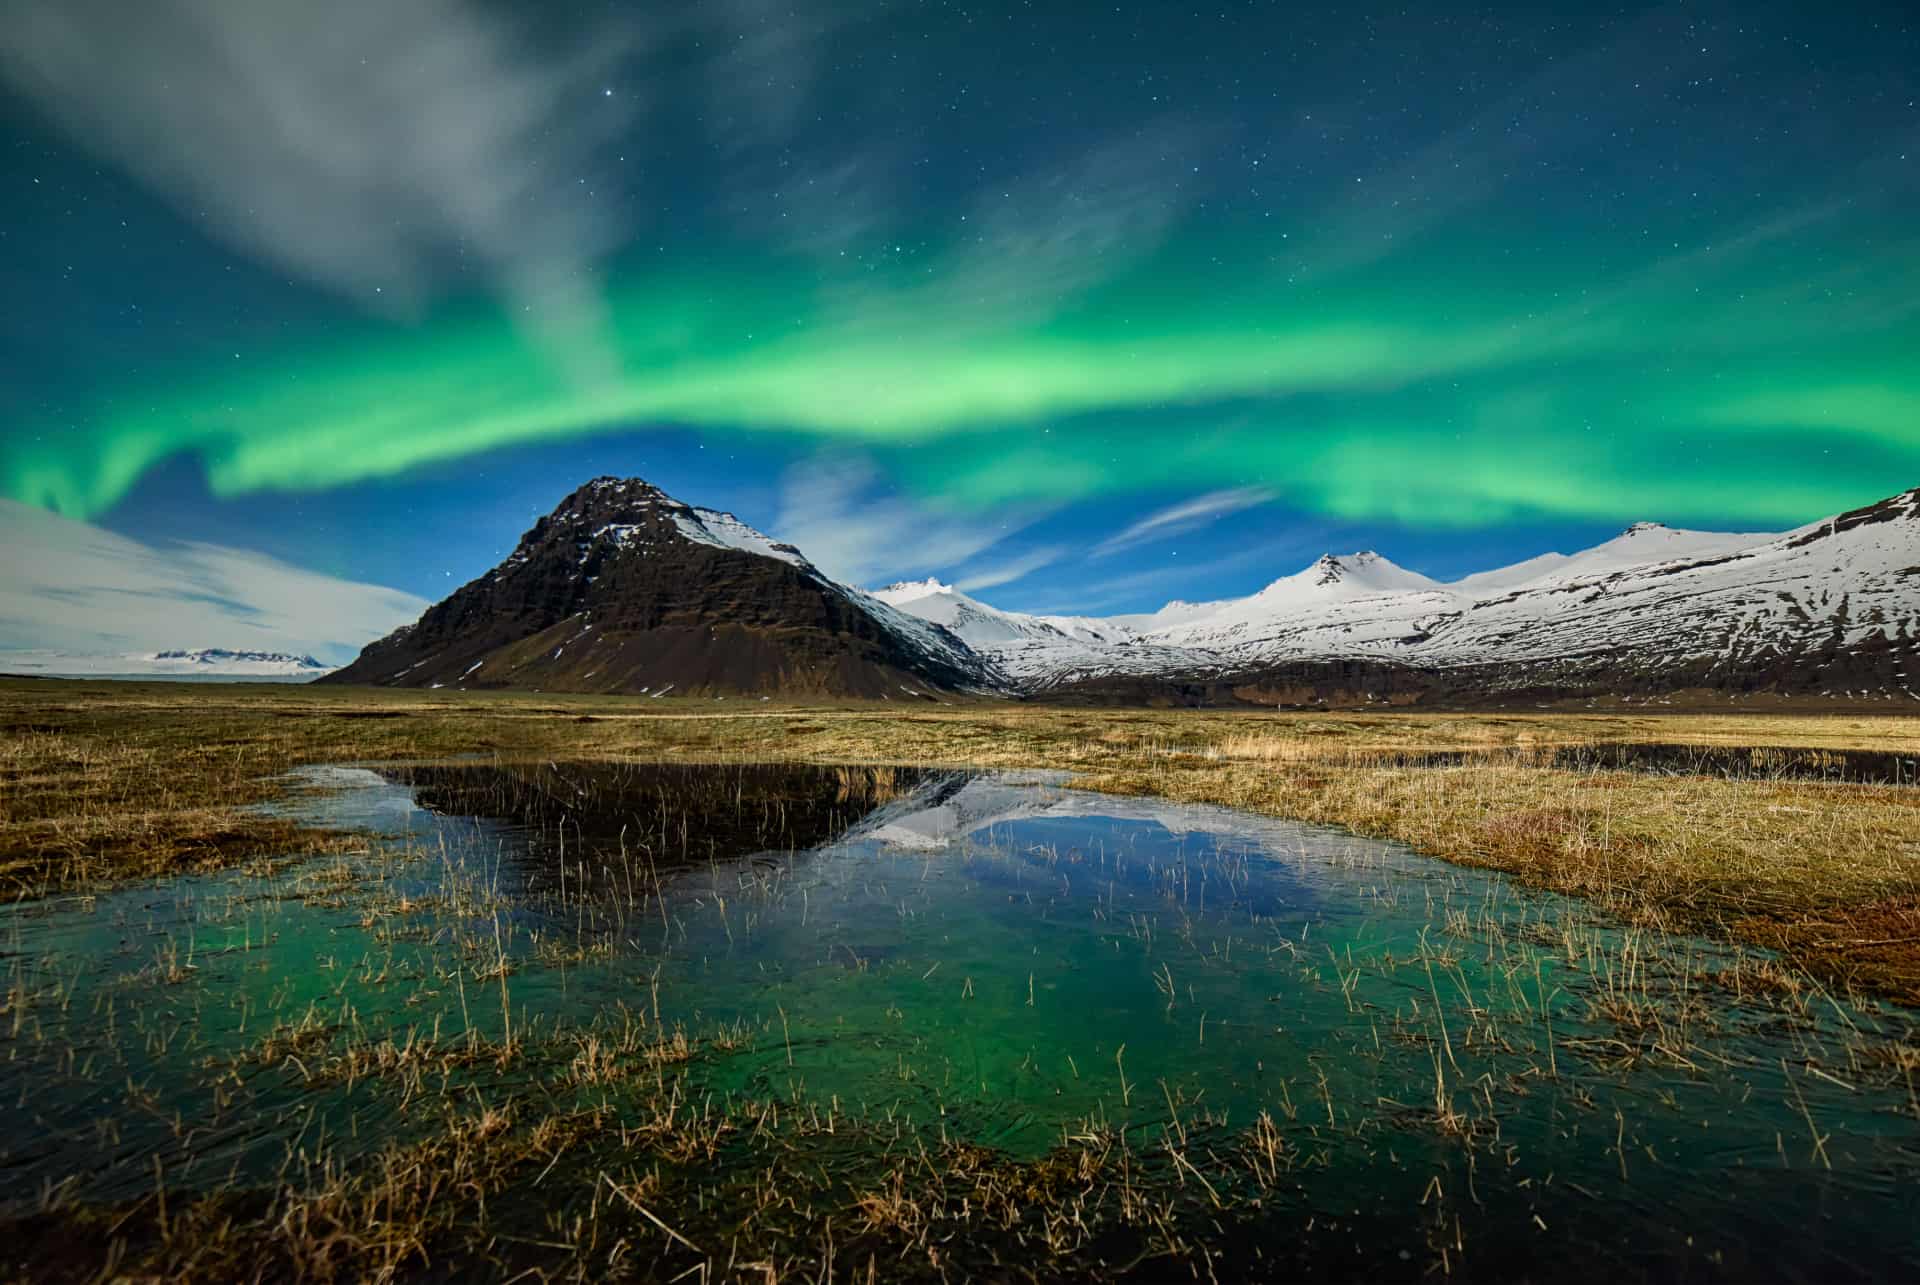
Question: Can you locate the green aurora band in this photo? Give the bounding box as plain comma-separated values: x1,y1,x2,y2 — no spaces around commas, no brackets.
9,223,1917,527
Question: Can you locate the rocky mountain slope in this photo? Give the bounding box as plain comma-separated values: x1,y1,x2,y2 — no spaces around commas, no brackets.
322,478,992,698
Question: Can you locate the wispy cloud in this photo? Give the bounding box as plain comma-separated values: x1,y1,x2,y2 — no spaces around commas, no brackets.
697,0,904,259
0,0,641,381
806,119,1209,341
700,0,871,156
928,123,1203,329
1091,487,1275,558
955,547,1065,594
772,456,1042,587
0,501,427,664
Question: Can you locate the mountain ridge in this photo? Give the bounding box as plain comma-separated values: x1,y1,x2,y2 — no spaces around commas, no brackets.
0,648,333,678
328,479,1920,706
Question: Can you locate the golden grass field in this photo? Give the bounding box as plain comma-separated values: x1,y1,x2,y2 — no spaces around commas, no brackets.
3,677,1917,1000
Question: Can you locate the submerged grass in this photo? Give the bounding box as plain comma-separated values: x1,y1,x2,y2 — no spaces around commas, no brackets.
2,677,1917,998
0,1026,1492,1282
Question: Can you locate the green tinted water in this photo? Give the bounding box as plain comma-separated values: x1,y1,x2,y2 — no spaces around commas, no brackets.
2,764,1915,1279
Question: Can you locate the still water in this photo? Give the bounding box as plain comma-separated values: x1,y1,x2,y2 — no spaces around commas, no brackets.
2,762,1914,1280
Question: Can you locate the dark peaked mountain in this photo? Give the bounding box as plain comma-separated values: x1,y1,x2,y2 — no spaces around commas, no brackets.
322,478,992,698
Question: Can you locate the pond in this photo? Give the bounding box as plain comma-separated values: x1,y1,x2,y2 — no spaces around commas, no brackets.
2,762,1915,1280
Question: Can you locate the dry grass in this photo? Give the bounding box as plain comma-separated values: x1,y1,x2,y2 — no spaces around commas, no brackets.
3,676,1917,997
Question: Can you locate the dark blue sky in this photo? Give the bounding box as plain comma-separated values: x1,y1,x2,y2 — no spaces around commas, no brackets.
2,0,1915,616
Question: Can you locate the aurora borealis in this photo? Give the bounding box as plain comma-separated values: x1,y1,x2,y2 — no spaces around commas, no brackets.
2,0,1916,616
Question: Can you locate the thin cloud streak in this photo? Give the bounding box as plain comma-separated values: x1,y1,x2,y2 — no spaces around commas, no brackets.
955,547,1066,594
1091,487,1275,558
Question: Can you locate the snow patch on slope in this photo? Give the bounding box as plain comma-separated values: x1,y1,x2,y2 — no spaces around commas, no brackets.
673,507,814,568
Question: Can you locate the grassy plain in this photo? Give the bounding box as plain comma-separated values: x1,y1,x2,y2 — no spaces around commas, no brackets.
3,676,1917,1000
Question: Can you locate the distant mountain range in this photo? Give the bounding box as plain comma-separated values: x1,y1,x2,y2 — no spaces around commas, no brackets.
325,479,1920,706
2,648,332,679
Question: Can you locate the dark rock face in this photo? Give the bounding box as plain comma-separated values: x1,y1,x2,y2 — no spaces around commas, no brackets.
1785,487,1920,548
322,478,988,698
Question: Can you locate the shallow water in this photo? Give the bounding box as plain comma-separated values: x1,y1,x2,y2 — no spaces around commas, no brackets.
2,763,1916,1279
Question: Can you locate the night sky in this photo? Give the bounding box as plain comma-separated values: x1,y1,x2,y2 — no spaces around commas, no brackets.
3,0,1916,633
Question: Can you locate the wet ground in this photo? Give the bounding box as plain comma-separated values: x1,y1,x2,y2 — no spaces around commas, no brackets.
2,762,1915,1280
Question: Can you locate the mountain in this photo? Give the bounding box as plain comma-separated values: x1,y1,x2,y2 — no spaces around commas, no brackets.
322,480,1919,706
1139,553,1446,655
871,580,1132,647
1393,489,1920,699
1450,522,1776,593
866,580,1194,689
152,648,331,673
321,478,993,698
878,488,1920,705
0,648,332,678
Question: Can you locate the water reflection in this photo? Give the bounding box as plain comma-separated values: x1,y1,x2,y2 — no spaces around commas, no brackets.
0,764,1914,1281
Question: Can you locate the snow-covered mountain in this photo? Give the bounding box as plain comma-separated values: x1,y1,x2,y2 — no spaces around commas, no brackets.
152,648,331,674
0,648,333,679
871,580,1133,647
1401,492,1919,694
873,489,1920,702
1449,522,1777,593
866,579,1194,689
